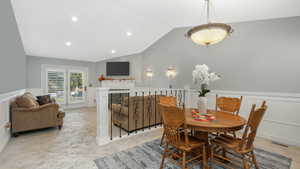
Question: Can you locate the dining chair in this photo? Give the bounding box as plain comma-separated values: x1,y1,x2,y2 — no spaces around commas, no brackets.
215,94,243,138
159,104,208,169
215,94,243,115
159,96,177,146
210,101,267,169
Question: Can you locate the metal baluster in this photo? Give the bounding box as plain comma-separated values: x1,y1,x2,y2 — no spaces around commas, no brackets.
183,90,186,109
148,91,151,130
142,91,145,131
119,93,122,138
110,93,113,140
178,90,183,107
127,92,130,136
175,90,178,107
154,91,157,128
135,92,138,134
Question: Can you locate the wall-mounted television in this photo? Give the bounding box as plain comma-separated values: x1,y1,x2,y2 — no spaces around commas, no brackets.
106,62,130,76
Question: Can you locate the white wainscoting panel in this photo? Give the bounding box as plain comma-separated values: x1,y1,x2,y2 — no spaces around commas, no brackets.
0,89,25,152
87,87,96,107
188,89,300,147
26,88,45,96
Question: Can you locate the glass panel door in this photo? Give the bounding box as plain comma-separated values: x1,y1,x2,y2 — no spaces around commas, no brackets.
46,69,66,104
68,70,86,104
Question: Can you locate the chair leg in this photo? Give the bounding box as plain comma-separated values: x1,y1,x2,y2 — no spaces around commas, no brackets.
160,145,168,169
251,151,259,169
182,151,186,169
242,155,250,169
232,131,236,138
160,130,165,146
203,145,208,169
222,147,227,158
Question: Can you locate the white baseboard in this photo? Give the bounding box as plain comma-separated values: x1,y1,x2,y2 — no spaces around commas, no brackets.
258,133,300,147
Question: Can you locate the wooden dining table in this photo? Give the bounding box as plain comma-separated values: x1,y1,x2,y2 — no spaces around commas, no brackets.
184,108,247,169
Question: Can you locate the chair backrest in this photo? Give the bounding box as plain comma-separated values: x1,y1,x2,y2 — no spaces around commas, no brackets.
216,95,243,115
158,96,177,107
239,101,267,151
159,104,185,146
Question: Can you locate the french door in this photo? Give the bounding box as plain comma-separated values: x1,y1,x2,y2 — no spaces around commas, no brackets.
43,65,87,105
68,70,86,104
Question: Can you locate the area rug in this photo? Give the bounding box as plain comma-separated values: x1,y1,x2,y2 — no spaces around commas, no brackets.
94,139,291,169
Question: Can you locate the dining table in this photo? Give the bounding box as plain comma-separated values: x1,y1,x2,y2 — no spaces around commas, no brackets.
184,108,247,169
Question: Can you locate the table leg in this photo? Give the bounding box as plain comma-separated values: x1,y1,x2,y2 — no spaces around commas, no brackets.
194,131,210,169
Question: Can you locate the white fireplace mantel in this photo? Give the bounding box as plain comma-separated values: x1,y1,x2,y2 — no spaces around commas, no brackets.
99,80,135,89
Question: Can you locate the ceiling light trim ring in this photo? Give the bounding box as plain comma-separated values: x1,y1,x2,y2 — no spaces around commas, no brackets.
187,23,233,37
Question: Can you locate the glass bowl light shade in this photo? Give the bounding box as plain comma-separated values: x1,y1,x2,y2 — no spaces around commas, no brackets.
187,23,233,46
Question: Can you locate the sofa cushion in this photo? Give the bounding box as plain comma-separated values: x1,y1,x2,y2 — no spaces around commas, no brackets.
24,92,37,100
23,92,40,106
15,95,39,108
37,95,51,105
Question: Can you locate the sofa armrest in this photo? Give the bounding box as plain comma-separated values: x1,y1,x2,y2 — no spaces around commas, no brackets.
57,111,65,119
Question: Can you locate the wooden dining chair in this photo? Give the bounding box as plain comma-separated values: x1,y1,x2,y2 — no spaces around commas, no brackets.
159,96,178,146
159,104,208,169
211,101,267,169
215,94,243,138
215,94,243,115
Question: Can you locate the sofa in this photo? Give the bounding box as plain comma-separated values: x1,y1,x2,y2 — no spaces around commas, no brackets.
10,92,65,136
111,95,177,132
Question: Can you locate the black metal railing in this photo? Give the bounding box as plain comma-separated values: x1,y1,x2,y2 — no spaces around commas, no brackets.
108,88,186,140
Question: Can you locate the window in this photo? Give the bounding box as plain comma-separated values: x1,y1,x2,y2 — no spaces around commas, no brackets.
47,70,66,104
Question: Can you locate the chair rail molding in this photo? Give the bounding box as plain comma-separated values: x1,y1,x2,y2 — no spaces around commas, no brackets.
0,89,25,152
189,89,300,147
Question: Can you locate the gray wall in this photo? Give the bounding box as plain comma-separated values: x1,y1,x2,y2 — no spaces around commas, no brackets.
26,56,97,88
0,0,26,94
96,53,144,85
142,16,300,93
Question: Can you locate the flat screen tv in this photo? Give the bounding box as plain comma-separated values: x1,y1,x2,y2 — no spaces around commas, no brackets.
106,62,130,76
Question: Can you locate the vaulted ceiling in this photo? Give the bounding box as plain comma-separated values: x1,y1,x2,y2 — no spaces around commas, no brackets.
11,0,300,62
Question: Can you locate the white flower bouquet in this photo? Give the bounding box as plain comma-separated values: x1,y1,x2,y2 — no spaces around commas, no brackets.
192,64,221,97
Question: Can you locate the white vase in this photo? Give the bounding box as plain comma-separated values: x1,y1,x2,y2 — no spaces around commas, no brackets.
197,97,207,114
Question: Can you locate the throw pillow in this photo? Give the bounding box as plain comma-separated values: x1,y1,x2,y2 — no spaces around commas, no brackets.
36,95,52,105
15,95,39,109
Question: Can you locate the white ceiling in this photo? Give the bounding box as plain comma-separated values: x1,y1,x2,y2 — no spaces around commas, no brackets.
11,0,300,62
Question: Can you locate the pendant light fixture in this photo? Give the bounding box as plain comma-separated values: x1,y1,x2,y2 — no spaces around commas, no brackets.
187,0,233,46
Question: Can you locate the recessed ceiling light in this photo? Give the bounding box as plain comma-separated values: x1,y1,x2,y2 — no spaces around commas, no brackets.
65,41,72,46
71,16,78,22
111,50,116,54
126,32,132,36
